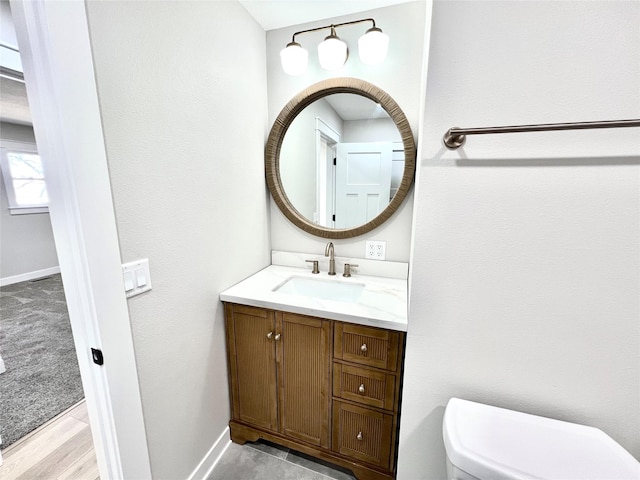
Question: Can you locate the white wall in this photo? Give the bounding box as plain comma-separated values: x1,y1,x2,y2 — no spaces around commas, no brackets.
266,2,426,261
0,122,59,282
84,2,270,478
399,1,640,478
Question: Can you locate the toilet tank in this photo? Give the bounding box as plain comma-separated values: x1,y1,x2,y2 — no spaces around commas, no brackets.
446,459,480,480
443,398,640,480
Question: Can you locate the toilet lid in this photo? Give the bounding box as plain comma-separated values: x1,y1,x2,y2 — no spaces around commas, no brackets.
443,398,640,480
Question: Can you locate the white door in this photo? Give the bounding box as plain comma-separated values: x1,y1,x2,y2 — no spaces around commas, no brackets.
334,142,393,228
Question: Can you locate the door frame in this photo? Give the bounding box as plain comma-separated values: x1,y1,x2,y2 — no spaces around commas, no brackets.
315,117,339,227
9,1,151,478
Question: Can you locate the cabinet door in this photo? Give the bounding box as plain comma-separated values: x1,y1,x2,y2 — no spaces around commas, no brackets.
278,313,331,448
226,305,278,431
332,400,394,469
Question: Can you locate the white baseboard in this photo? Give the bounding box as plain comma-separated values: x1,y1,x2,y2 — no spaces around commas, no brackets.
186,427,231,480
0,266,61,287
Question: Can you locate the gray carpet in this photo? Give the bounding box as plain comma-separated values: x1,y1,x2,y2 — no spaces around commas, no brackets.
0,274,84,448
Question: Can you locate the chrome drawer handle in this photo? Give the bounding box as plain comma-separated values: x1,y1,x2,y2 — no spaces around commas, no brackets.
360,343,367,353
274,333,281,341
266,331,273,339
358,384,365,394
356,431,363,441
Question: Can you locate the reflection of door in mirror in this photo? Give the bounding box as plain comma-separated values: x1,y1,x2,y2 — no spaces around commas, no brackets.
335,142,392,228
333,113,405,228
280,93,404,229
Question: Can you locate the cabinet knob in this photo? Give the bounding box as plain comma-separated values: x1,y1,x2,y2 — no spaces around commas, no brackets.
360,343,367,353
358,384,365,394
356,431,363,441
266,331,273,339
274,333,281,341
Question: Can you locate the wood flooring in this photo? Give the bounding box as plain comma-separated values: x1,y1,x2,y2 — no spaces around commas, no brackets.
0,400,99,480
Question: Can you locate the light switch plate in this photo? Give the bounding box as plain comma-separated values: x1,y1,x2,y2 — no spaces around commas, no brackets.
365,240,386,260
122,259,152,298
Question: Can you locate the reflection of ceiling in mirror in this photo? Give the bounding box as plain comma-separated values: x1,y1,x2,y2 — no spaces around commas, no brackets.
325,94,389,121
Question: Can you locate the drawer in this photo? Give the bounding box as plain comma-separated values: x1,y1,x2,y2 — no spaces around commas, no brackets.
333,363,396,411
334,323,400,371
332,400,394,469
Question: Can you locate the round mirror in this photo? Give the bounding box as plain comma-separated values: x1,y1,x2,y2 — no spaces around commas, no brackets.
266,78,416,239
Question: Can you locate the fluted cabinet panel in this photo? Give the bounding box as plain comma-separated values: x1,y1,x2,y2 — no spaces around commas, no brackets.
279,313,331,448
346,334,388,364
343,373,384,400
334,363,396,411
332,401,393,468
231,308,278,431
335,323,400,371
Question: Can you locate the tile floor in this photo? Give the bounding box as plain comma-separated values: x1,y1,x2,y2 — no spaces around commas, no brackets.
208,440,357,480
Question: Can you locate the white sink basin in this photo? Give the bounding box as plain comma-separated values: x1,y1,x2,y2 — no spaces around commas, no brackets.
273,276,365,303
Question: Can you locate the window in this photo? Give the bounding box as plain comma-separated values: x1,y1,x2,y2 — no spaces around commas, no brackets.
0,141,49,214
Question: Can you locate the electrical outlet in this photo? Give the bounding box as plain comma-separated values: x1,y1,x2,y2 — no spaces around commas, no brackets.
365,240,386,260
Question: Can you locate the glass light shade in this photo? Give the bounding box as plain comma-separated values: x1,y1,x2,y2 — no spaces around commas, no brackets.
280,42,308,76
358,27,389,66
317,35,348,71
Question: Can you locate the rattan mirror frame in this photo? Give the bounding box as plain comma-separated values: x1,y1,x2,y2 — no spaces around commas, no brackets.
266,78,416,239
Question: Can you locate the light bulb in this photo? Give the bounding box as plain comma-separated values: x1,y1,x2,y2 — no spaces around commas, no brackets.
358,27,389,66
317,28,348,71
280,42,308,76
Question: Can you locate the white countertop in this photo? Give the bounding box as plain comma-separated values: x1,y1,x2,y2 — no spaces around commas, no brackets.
219,256,408,332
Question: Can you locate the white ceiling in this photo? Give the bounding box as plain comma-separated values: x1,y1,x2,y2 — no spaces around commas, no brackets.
238,0,412,30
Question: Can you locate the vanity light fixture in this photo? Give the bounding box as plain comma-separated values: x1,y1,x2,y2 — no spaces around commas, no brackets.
280,18,389,76
358,26,390,65
317,26,348,71
280,41,308,76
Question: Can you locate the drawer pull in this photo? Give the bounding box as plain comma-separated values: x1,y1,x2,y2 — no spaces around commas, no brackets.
274,333,281,341
360,343,367,353
356,431,363,441
266,331,273,339
358,384,365,394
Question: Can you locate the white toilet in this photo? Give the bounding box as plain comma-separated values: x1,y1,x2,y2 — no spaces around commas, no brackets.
443,397,640,480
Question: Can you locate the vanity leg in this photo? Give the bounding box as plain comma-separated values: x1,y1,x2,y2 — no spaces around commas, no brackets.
229,420,261,445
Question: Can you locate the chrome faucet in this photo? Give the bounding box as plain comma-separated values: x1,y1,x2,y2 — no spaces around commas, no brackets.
325,242,336,275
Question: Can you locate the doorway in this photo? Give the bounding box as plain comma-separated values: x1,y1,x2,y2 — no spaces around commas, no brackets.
0,1,94,470
7,1,151,477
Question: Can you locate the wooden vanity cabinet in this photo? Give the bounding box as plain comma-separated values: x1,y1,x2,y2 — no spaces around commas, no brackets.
332,323,403,472
225,304,331,447
224,303,405,480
